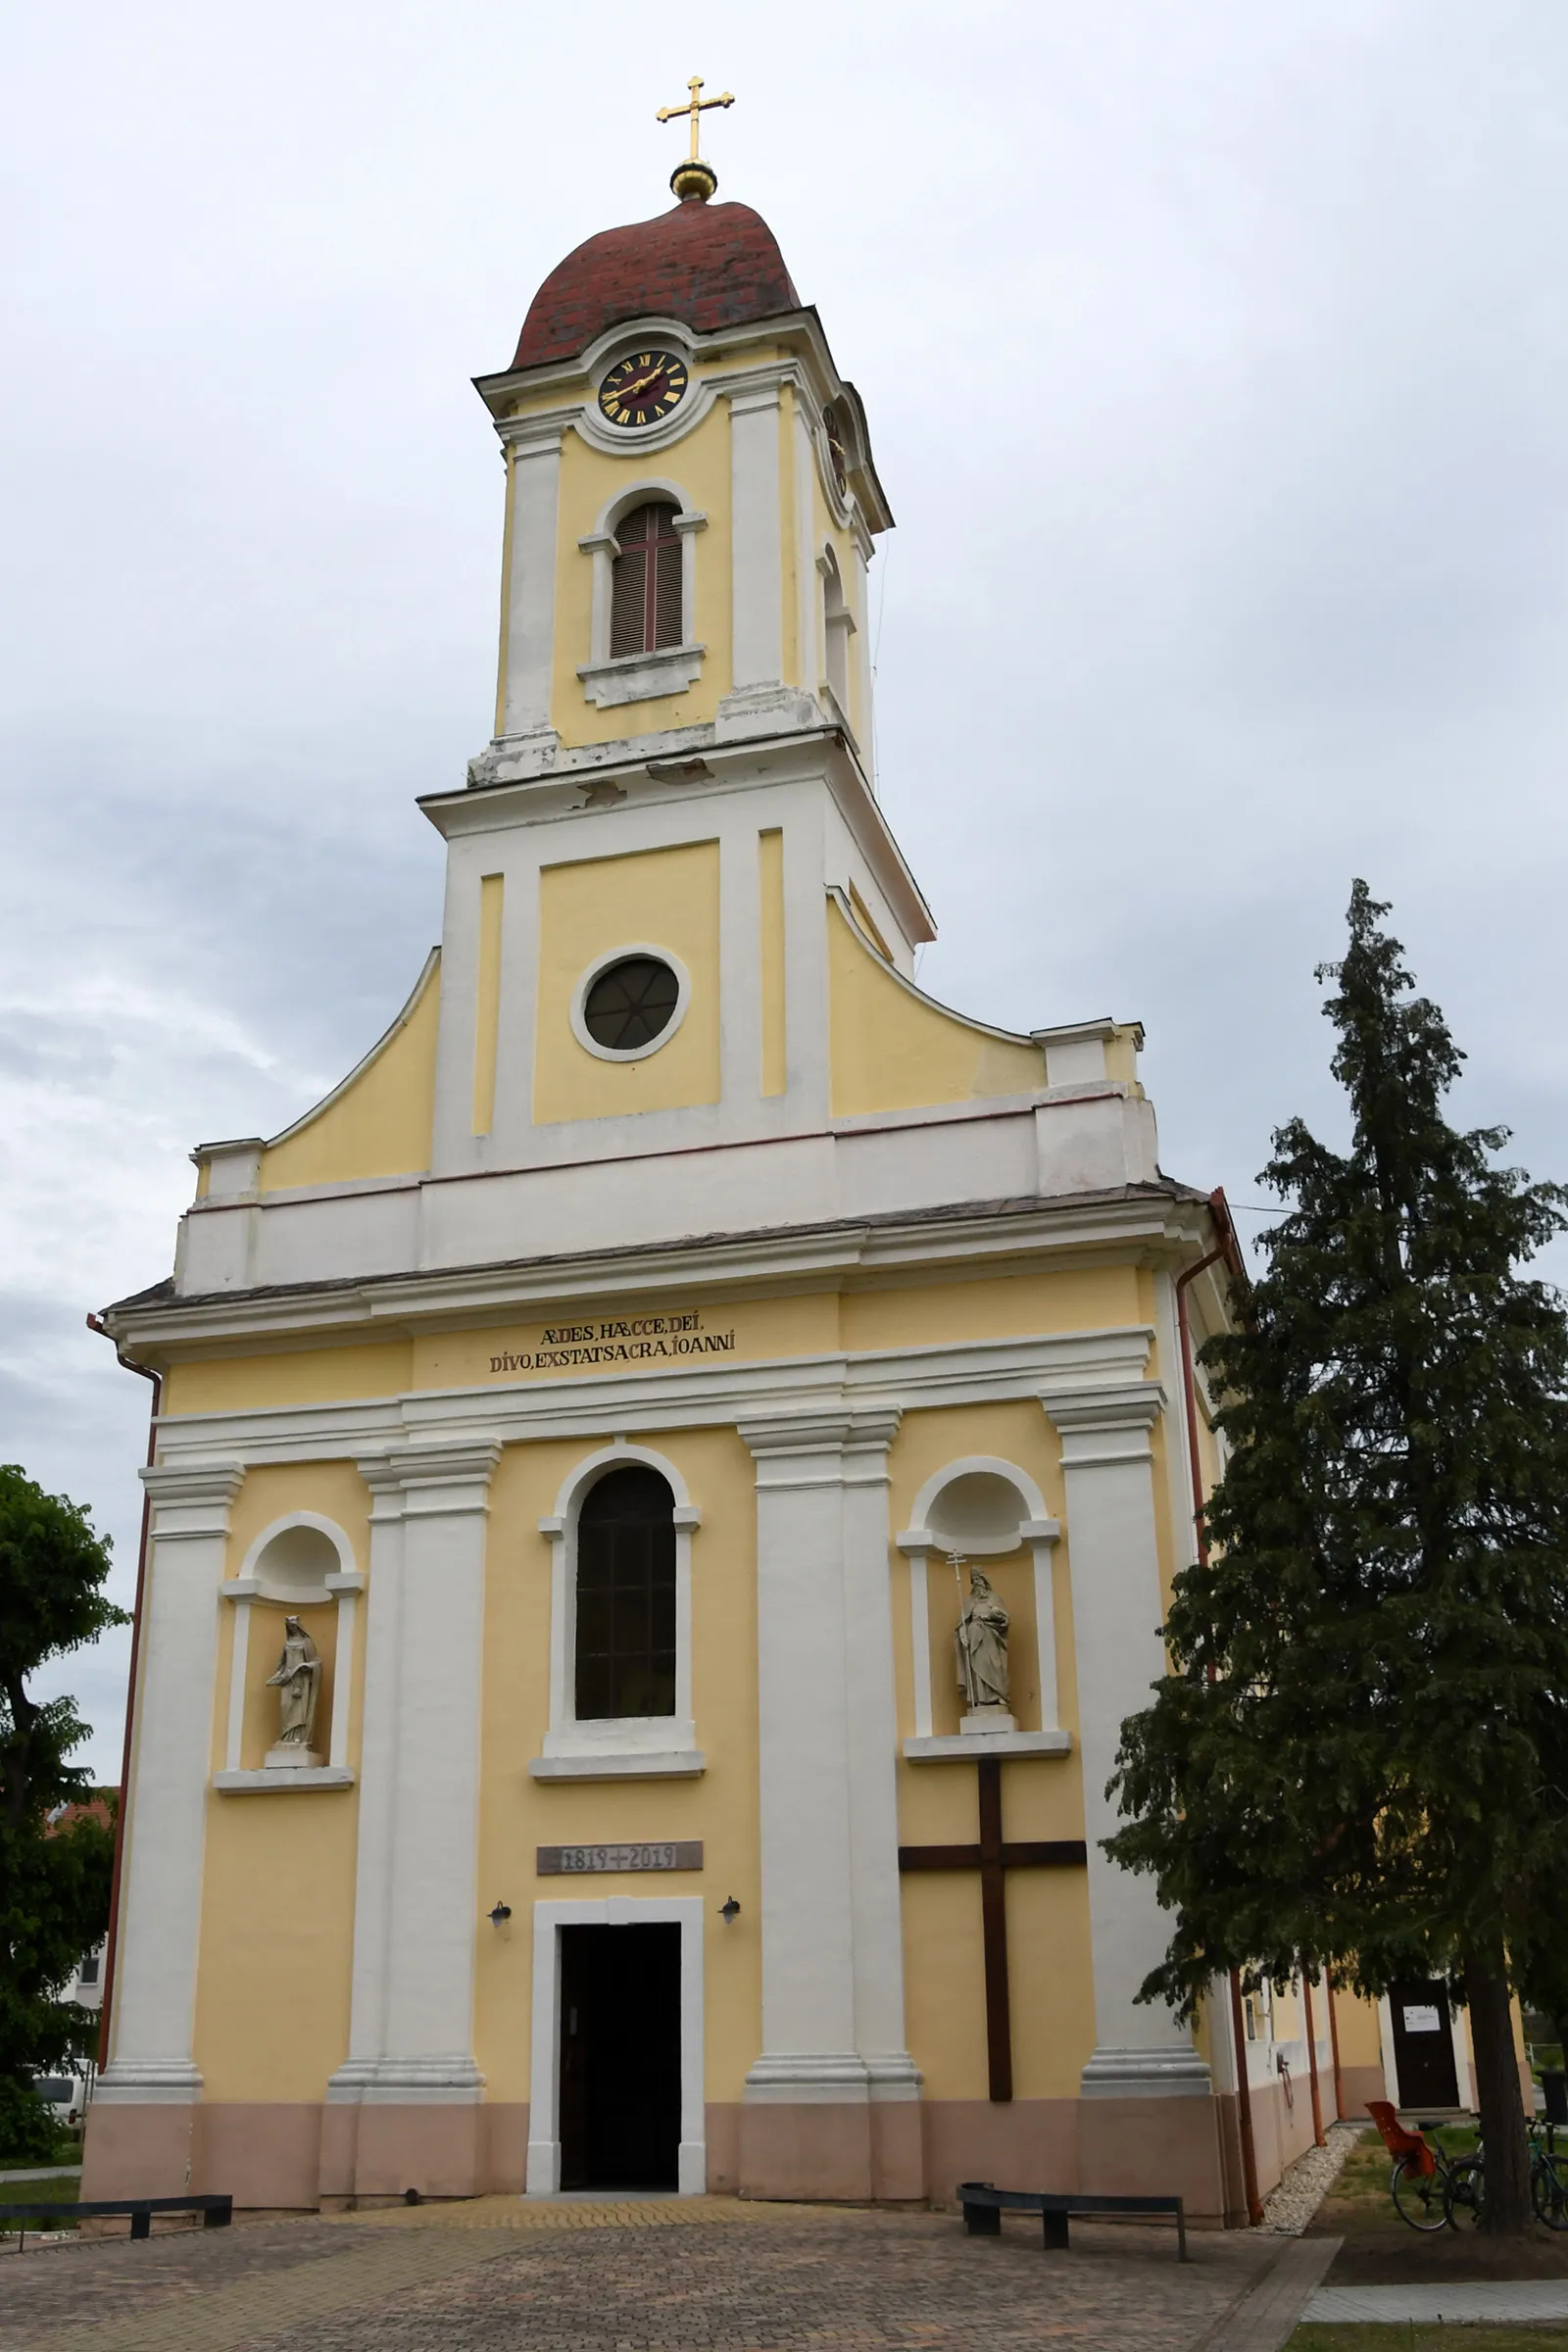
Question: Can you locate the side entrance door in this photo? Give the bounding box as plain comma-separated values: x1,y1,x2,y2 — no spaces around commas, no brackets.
1390,1983,1460,2109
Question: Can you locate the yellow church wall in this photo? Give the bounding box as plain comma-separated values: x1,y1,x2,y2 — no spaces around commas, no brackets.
415,1290,841,1392
257,953,439,1194
160,1341,414,1417
533,840,721,1124
828,901,1043,1116
887,1401,1095,2100
472,1426,762,2107
192,1462,369,2103
844,1265,1146,1361
1331,1986,1385,2071
156,1263,1149,1419
548,404,734,749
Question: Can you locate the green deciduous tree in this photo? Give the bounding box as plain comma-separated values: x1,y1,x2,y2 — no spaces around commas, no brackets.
0,1465,125,2159
1107,883,1568,2234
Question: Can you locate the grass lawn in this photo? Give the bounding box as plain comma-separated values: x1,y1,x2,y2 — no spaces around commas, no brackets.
1288,2332,1568,2349
0,2173,81,2232
1315,2126,1484,2233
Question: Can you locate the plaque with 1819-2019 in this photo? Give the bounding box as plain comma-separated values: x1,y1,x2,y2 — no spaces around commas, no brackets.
536,1841,703,1876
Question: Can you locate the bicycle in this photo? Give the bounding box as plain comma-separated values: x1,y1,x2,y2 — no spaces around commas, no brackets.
1531,2118,1568,2230
1367,2100,1479,2230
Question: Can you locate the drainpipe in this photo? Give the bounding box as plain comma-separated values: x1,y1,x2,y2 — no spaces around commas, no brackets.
1326,1970,1346,2121
1301,1968,1326,2145
84,1313,162,2077
1174,1195,1262,2224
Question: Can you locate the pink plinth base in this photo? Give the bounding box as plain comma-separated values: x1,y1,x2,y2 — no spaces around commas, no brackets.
80,2103,197,2201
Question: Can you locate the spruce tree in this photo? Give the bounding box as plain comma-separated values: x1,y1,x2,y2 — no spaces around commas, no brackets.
1107,883,1568,2233
0,1465,124,2158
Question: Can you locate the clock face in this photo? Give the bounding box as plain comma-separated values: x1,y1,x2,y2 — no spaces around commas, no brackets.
598,350,690,429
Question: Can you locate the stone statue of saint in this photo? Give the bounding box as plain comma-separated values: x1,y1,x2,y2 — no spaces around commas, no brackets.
266,1615,321,1762
955,1562,1010,1720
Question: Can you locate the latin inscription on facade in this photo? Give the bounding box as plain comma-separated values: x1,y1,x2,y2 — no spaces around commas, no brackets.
489,1311,735,1376
538,1841,704,1876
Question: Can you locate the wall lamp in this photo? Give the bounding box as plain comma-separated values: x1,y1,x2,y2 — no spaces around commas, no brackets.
488,1901,513,1927
719,1896,741,1924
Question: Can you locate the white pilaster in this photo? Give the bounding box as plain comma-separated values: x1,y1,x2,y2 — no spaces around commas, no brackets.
328,1442,500,2107
717,385,816,741
498,421,564,757
1040,1380,1211,2098
97,1460,245,2104
738,1409,918,2106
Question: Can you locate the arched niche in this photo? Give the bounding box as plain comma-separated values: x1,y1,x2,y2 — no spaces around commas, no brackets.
217,1513,366,1790
898,1458,1068,1761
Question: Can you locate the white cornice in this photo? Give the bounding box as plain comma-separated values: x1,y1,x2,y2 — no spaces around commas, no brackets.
143,1324,1157,1469
108,1193,1211,1356
425,727,936,950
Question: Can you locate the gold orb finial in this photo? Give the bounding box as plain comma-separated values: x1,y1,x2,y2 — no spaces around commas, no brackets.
670,158,719,203
657,74,733,203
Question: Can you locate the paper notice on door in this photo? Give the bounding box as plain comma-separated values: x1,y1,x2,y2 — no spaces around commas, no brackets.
1402,2005,1443,2033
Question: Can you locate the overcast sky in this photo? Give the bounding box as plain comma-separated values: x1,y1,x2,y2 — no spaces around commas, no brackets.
5,1,1566,1779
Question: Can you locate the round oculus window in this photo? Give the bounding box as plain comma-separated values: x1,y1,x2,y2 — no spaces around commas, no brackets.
582,956,681,1052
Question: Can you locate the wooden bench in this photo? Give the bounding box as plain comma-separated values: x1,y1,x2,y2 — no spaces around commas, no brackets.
958,2181,1188,2261
0,2193,232,2244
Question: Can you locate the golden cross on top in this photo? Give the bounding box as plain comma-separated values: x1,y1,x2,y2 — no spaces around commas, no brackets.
657,74,734,162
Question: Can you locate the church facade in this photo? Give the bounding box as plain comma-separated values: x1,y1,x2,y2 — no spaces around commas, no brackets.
84,158,1322,2221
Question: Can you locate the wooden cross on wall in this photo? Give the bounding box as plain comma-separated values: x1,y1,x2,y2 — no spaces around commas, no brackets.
898,1756,1086,2103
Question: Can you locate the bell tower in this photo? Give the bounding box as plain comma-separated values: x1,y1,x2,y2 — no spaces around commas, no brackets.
467,99,892,784
405,115,937,1221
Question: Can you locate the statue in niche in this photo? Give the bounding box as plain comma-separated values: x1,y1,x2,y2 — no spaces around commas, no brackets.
954,1558,1012,1724
266,1615,321,1765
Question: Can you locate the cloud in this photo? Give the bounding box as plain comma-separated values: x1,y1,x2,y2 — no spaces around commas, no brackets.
5,0,1566,1777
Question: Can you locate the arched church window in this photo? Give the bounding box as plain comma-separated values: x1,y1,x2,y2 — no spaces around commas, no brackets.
610,502,684,660
575,1465,677,1720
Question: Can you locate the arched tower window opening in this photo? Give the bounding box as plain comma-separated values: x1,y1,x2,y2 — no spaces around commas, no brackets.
820,547,852,713
574,1464,677,1719
611,502,684,659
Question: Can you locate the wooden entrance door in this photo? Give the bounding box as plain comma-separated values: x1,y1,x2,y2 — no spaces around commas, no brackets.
1390,1982,1460,2108
558,1923,681,2188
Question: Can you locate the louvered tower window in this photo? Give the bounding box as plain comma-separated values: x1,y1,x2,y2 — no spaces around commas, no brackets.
610,502,684,660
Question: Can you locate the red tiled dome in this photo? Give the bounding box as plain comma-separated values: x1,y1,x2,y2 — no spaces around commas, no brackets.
512,199,801,369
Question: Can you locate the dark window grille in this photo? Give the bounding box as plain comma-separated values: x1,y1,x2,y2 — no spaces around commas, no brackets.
582,956,680,1051
574,1466,677,1720
610,502,684,659
78,1950,100,1985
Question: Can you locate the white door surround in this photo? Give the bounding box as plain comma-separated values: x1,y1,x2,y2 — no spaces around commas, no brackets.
525,1894,707,2195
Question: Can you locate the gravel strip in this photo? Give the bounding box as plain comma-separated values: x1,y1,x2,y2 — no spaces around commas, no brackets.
1257,2119,1364,2234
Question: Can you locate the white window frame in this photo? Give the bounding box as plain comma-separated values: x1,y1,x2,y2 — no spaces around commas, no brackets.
525,1893,706,2195
216,1511,364,1791
577,480,708,708
897,1455,1068,1762
531,1443,704,1781
569,944,692,1065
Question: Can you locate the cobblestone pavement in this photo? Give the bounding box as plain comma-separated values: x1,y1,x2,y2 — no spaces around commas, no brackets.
0,2200,1292,2352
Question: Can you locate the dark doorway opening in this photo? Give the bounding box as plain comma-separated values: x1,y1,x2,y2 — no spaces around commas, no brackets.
559,1923,681,2188
1390,1982,1461,2108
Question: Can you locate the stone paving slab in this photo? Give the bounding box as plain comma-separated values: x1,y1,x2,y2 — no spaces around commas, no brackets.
1203,2239,1342,2351
1305,2278,1568,2323
0,2202,1289,2352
